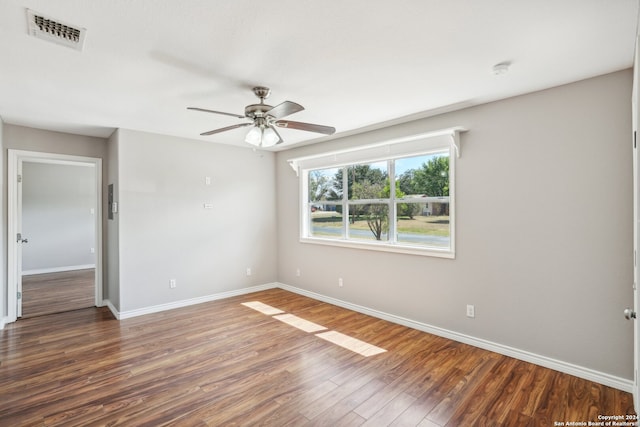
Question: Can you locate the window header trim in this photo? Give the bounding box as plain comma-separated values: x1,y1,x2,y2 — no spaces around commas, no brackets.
287,127,466,175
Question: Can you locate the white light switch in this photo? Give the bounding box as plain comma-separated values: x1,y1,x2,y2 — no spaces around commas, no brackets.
205,176,211,185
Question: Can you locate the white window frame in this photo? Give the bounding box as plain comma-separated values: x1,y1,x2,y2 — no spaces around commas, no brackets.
288,127,465,258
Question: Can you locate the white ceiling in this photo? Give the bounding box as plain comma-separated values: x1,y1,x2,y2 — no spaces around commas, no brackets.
0,0,638,151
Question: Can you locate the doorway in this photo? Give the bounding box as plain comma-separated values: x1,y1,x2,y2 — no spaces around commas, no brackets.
7,150,103,322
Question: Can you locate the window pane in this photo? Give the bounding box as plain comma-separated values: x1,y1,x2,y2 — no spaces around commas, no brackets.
396,201,450,248
348,203,389,241
395,152,449,197
347,162,388,200
309,168,341,202
300,135,456,257
310,204,343,238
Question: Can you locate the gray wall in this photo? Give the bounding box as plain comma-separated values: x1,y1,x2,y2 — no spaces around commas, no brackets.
3,124,108,159
22,162,96,273
276,70,634,380
0,117,4,322
106,130,120,311
114,129,277,312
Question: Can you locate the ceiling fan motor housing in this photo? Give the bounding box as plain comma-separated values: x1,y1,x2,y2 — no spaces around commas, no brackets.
245,104,273,119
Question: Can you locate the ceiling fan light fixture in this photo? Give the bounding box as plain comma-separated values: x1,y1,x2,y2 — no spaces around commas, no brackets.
245,126,262,146
245,124,280,148
261,126,280,147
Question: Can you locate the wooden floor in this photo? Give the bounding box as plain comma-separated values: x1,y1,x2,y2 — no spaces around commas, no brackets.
0,288,634,426
21,269,95,318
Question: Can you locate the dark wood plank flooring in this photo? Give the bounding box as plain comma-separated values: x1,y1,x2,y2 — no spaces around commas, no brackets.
0,288,635,426
21,269,95,318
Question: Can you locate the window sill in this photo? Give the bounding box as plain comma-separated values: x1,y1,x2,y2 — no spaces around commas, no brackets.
299,236,455,259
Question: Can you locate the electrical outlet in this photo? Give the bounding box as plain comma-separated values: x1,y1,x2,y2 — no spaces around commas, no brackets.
466,304,475,318
90,247,95,254
246,268,252,276
296,268,301,277
205,176,211,185
170,279,176,289
338,277,344,287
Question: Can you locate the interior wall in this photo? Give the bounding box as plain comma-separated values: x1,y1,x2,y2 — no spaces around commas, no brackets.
115,129,277,312
106,130,120,311
21,162,96,273
0,117,4,325
276,69,634,380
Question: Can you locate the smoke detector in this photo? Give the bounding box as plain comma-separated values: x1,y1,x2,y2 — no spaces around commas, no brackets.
26,9,87,51
492,61,511,75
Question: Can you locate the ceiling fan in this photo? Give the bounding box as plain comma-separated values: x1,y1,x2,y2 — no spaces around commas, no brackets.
188,86,336,148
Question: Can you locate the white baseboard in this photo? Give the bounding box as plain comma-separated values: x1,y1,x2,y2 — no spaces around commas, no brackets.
108,283,277,320
22,264,96,276
0,316,6,330
276,282,634,394
102,299,120,320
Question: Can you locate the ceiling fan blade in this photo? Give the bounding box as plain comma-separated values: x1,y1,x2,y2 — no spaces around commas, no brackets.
200,122,252,136
275,120,336,135
188,107,245,119
266,101,304,119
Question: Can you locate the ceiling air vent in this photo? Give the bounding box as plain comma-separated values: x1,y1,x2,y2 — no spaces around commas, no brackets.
26,9,86,51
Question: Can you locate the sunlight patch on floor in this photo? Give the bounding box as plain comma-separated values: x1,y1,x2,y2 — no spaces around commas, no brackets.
316,330,387,357
241,301,386,357
241,301,285,315
273,313,327,333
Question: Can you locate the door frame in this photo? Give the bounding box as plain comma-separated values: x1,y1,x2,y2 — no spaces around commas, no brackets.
6,149,103,323
633,34,639,413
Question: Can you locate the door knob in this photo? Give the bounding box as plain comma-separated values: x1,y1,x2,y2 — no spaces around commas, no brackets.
624,308,636,320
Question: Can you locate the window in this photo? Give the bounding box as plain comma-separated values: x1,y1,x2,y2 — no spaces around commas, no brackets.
395,153,450,249
290,128,464,258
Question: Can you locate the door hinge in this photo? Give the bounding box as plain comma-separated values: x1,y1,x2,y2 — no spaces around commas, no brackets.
17,174,22,183
17,291,22,300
